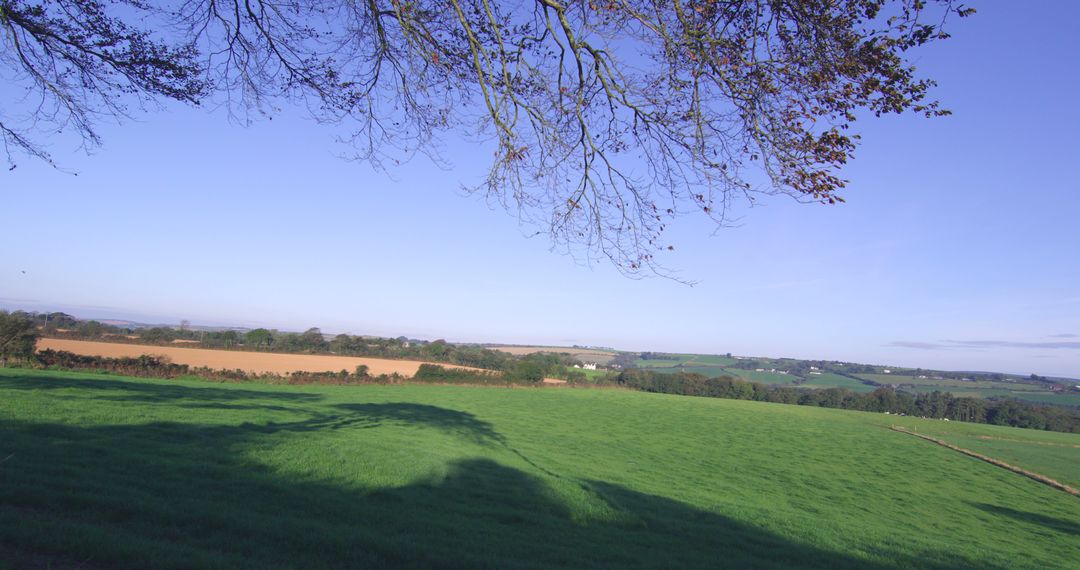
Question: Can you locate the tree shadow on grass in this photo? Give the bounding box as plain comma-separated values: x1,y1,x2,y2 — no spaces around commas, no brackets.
0,372,323,404
969,502,1080,536
0,413,1011,570
332,403,506,445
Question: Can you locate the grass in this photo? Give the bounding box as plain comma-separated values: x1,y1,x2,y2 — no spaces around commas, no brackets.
636,361,800,386
883,416,1080,489
1005,391,1080,407
724,369,798,385
631,358,685,368
632,354,738,369
857,374,1036,391
1,368,1078,569
579,368,615,381
681,354,739,366
801,373,877,392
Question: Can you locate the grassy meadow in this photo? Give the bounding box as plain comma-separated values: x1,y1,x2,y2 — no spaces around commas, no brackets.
801,373,877,392
1,368,1079,569
630,355,798,386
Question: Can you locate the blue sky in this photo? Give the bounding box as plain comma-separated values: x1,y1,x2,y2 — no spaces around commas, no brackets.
2,2,1079,377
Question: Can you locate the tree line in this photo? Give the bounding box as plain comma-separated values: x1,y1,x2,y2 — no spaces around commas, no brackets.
612,370,1080,434
6,310,587,383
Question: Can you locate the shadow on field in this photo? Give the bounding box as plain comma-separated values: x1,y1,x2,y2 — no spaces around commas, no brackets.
334,403,506,445
970,503,1080,536
0,373,1001,569
0,372,323,404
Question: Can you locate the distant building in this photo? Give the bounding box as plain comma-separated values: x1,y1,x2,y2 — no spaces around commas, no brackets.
883,369,892,374
582,363,597,370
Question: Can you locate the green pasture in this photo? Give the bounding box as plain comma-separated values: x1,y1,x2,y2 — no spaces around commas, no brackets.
1004,391,1080,407
638,364,799,386
682,354,739,366
580,368,616,382
631,354,738,369
724,369,798,385
1,368,1078,569
884,416,1080,489
898,385,1080,406
856,374,1034,391
801,373,877,392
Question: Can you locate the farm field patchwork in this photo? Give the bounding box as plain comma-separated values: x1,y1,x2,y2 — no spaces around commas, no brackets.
36,338,478,377
488,345,617,365
856,374,1031,391
1,368,1078,569
632,356,800,386
848,374,1080,407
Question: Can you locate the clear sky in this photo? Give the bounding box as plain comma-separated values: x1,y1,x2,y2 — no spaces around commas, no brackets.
2,2,1079,377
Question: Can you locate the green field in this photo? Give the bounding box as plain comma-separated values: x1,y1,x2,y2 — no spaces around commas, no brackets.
2,368,1079,569
580,368,616,381
633,357,799,386
900,386,1080,407
676,365,737,378
632,354,738,369
853,374,1080,407
856,374,1030,390
645,365,799,386
1005,391,1080,407
801,373,877,392
885,416,1080,490
724,369,798,385
681,354,739,366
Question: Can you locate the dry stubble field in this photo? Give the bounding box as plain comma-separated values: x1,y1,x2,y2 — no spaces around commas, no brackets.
37,338,479,377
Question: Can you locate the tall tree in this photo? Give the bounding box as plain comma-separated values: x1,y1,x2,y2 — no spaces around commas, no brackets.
0,310,38,366
244,328,274,350
1,0,973,275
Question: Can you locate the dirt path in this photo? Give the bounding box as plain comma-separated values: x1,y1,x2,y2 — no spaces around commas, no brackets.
37,338,480,378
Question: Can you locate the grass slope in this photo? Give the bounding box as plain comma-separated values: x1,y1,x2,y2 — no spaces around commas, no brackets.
883,417,1080,489
1,369,1078,569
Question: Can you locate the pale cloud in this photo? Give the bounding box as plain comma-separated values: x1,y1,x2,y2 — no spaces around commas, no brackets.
889,339,1080,351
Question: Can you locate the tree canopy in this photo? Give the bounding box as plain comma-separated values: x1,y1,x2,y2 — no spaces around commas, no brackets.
0,310,38,365
0,0,973,275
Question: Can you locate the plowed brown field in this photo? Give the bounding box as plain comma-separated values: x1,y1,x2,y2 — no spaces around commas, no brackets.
37,338,480,377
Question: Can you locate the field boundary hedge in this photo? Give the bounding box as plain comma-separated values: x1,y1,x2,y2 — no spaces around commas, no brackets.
890,426,1079,497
